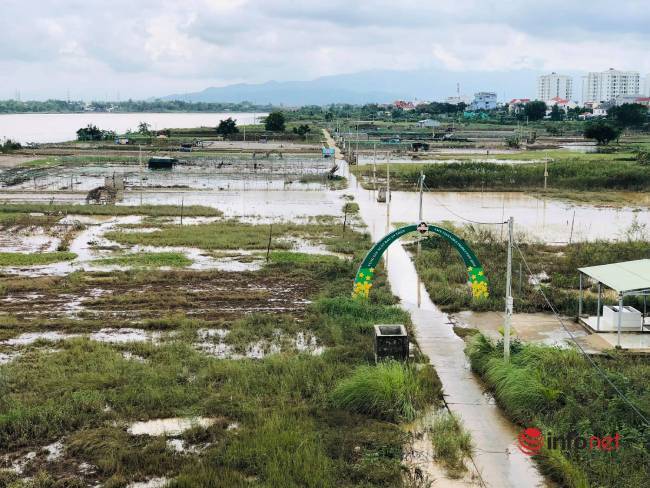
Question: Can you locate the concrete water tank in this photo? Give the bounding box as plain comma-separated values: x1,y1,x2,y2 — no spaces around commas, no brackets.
373,324,409,362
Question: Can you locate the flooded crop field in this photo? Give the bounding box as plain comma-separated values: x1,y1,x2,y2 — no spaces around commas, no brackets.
1,124,648,488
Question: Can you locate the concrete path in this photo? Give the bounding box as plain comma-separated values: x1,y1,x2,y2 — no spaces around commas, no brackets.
325,130,549,487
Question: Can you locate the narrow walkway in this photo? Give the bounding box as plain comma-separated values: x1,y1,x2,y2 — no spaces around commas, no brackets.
326,130,548,487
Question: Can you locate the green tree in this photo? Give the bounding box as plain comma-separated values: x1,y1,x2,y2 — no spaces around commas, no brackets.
216,117,239,138
76,124,102,141
549,105,563,121
608,103,648,128
524,101,547,121
138,121,151,134
584,121,622,145
0,139,21,153
292,124,311,138
264,111,286,131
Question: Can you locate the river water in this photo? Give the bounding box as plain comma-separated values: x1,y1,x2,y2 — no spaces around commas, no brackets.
0,112,265,144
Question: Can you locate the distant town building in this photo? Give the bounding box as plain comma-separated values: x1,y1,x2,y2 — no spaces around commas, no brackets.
644,74,650,96
581,68,640,104
508,98,530,115
635,97,650,109
446,95,471,105
545,96,577,112
469,92,497,111
393,100,415,110
537,73,573,101
415,119,441,128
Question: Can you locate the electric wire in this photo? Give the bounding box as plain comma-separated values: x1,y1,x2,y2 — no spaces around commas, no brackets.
513,240,650,426
421,180,508,226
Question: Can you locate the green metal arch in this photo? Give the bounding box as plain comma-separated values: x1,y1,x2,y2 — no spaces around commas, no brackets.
352,223,488,299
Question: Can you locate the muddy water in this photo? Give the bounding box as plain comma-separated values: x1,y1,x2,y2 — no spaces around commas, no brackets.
364,190,650,243
343,158,549,487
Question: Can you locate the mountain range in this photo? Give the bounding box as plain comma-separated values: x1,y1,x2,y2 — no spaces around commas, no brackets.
162,68,577,106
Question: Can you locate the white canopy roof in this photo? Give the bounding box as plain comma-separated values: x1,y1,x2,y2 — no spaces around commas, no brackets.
579,259,650,294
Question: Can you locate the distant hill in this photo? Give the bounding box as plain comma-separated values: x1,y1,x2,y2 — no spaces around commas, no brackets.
162,68,557,106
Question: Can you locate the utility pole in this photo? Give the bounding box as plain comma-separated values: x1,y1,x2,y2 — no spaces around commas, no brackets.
372,142,377,198
386,153,391,234
139,145,143,205
544,154,549,190
417,171,425,307
504,217,514,362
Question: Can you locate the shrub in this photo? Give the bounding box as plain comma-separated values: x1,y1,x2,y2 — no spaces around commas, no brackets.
331,361,441,422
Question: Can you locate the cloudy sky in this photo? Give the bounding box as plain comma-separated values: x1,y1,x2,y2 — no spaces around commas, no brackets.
2,0,649,100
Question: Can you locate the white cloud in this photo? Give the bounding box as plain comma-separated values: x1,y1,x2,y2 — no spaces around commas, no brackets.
1,0,649,99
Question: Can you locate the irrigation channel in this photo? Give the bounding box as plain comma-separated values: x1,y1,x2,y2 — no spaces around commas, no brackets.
329,131,549,487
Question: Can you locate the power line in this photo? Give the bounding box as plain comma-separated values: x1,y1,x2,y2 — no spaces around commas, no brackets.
421,180,508,225
513,241,650,426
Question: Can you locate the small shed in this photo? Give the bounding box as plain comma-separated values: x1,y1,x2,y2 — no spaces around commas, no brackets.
148,157,178,170
578,259,650,347
373,324,409,362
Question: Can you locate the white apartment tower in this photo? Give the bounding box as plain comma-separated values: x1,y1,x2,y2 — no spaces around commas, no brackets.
581,68,640,103
537,73,573,101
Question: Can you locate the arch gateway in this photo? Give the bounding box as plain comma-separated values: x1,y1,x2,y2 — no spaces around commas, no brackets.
352,222,488,299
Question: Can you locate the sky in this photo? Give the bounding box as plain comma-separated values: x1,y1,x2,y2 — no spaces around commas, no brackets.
2,0,649,101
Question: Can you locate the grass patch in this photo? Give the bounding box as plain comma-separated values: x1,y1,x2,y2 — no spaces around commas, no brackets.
352,155,650,192
429,411,473,478
466,334,650,488
331,362,442,422
106,220,369,253
95,252,192,268
0,252,76,266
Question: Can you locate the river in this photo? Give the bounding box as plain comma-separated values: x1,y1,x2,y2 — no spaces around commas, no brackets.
0,112,265,144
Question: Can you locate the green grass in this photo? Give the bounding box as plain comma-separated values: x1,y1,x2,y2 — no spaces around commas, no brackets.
429,411,473,478
0,251,76,266
95,252,192,268
465,334,650,488
0,203,222,217
331,361,442,422
105,220,367,253
352,155,650,192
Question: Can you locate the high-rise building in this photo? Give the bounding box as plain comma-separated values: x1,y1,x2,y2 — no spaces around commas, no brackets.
581,68,640,103
537,73,573,101
469,92,497,110
644,74,650,96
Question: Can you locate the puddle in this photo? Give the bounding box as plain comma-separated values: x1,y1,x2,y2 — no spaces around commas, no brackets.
3,331,81,346
295,331,325,355
0,351,21,364
195,329,323,359
5,451,36,474
44,440,64,462
127,479,169,488
122,351,147,362
89,328,161,344
2,328,160,347
453,311,587,348
128,417,217,436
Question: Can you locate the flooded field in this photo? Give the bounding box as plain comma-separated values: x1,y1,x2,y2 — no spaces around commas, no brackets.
1,128,646,487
